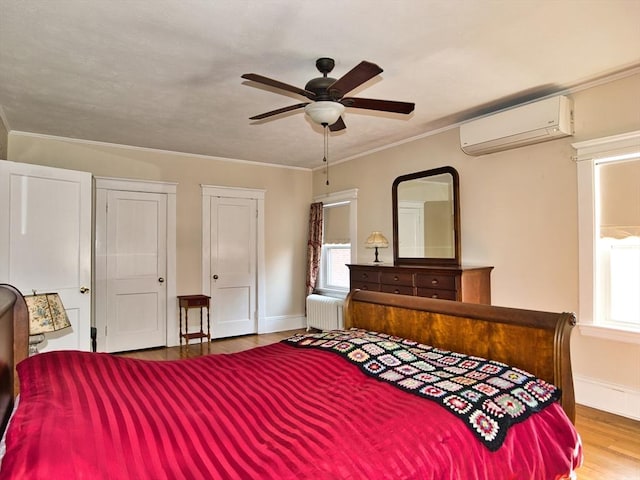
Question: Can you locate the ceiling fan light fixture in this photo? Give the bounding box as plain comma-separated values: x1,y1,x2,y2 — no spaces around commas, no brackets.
304,101,345,126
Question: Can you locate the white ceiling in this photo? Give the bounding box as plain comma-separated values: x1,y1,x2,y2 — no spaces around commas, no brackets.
1,0,639,169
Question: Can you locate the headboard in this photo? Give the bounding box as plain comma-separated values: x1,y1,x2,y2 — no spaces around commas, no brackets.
344,289,576,422
0,284,29,434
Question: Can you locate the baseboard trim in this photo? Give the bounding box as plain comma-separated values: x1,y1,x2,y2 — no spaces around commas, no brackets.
260,314,306,334
574,374,640,421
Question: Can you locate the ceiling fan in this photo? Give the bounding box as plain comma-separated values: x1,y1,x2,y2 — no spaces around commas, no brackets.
241,58,415,131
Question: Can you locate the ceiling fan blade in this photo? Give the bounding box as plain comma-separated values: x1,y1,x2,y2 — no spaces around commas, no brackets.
329,116,346,132
342,97,415,114
241,73,316,99
328,61,383,98
249,103,308,120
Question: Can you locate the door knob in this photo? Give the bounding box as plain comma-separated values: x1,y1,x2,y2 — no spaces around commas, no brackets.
80,286,90,294
213,275,219,280
158,277,165,283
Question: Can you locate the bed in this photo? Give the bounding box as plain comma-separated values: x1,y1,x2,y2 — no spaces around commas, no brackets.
0,284,582,479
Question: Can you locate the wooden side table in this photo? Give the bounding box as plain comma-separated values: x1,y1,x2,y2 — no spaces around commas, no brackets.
177,295,211,346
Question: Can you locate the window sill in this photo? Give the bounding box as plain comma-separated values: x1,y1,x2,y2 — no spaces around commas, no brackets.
314,288,348,300
578,323,640,345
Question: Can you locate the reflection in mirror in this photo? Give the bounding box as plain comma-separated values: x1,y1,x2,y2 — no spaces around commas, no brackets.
392,166,460,266
397,173,454,258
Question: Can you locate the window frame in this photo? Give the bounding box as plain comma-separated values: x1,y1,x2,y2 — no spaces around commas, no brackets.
314,189,358,297
574,130,640,344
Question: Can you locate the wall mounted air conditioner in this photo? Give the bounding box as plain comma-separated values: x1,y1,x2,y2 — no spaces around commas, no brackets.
459,95,573,156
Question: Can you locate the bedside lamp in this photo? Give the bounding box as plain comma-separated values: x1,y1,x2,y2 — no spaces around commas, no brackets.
25,292,71,355
365,231,389,263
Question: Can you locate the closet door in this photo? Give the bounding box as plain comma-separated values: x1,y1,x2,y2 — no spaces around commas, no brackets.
0,160,92,352
94,177,177,352
208,196,257,338
202,185,265,339
104,190,167,352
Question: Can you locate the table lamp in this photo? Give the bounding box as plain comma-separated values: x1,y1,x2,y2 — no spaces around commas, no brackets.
365,231,389,263
25,292,71,355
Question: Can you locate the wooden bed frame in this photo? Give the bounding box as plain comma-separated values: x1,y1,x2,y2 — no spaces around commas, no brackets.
0,284,29,434
0,284,576,438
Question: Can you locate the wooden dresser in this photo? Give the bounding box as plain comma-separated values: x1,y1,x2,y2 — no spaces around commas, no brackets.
348,264,493,304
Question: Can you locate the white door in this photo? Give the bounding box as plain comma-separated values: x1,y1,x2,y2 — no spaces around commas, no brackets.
102,190,168,352
203,187,262,338
398,201,425,258
209,196,257,338
0,160,92,352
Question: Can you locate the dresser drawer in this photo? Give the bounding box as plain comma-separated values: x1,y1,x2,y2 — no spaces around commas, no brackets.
415,288,457,300
380,284,414,295
350,269,381,284
351,281,380,292
380,271,414,286
414,273,456,291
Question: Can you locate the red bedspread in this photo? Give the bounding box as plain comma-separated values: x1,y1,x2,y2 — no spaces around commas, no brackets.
1,343,581,479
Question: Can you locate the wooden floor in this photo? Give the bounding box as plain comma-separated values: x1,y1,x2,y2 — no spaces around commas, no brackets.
118,330,640,480
117,329,307,360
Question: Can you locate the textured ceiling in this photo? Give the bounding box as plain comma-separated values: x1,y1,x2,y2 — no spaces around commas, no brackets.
1,0,639,168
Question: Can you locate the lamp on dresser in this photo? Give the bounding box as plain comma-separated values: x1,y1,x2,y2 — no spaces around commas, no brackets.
25,292,71,355
365,231,389,263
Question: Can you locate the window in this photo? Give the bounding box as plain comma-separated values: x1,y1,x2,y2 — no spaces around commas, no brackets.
323,243,351,289
575,131,640,343
596,160,640,328
315,189,358,295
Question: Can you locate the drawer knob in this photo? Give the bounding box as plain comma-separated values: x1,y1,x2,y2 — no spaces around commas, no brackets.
431,294,439,298
361,273,368,279
394,289,400,294
393,275,399,281
431,279,439,285
362,285,369,290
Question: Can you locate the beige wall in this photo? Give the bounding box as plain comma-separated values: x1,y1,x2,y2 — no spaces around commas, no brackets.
7,135,313,319
314,73,640,401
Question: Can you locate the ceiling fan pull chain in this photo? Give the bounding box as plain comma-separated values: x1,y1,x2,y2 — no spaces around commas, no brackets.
324,125,330,186
322,126,327,163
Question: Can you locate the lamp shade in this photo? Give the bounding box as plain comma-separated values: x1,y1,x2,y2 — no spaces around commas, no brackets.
365,231,389,248
25,293,71,335
304,101,345,126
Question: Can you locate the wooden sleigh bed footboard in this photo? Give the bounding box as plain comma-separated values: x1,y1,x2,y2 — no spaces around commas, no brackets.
344,289,577,422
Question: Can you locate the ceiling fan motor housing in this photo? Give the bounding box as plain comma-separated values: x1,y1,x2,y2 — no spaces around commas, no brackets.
305,58,340,100
305,76,339,100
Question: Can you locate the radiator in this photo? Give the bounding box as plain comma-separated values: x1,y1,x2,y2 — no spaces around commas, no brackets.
306,294,344,331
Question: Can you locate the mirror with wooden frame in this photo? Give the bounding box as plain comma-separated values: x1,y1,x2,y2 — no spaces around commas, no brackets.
392,166,461,266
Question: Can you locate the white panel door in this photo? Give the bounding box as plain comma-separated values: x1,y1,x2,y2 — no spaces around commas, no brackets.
209,196,257,338
0,160,92,351
398,201,425,258
104,190,167,352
